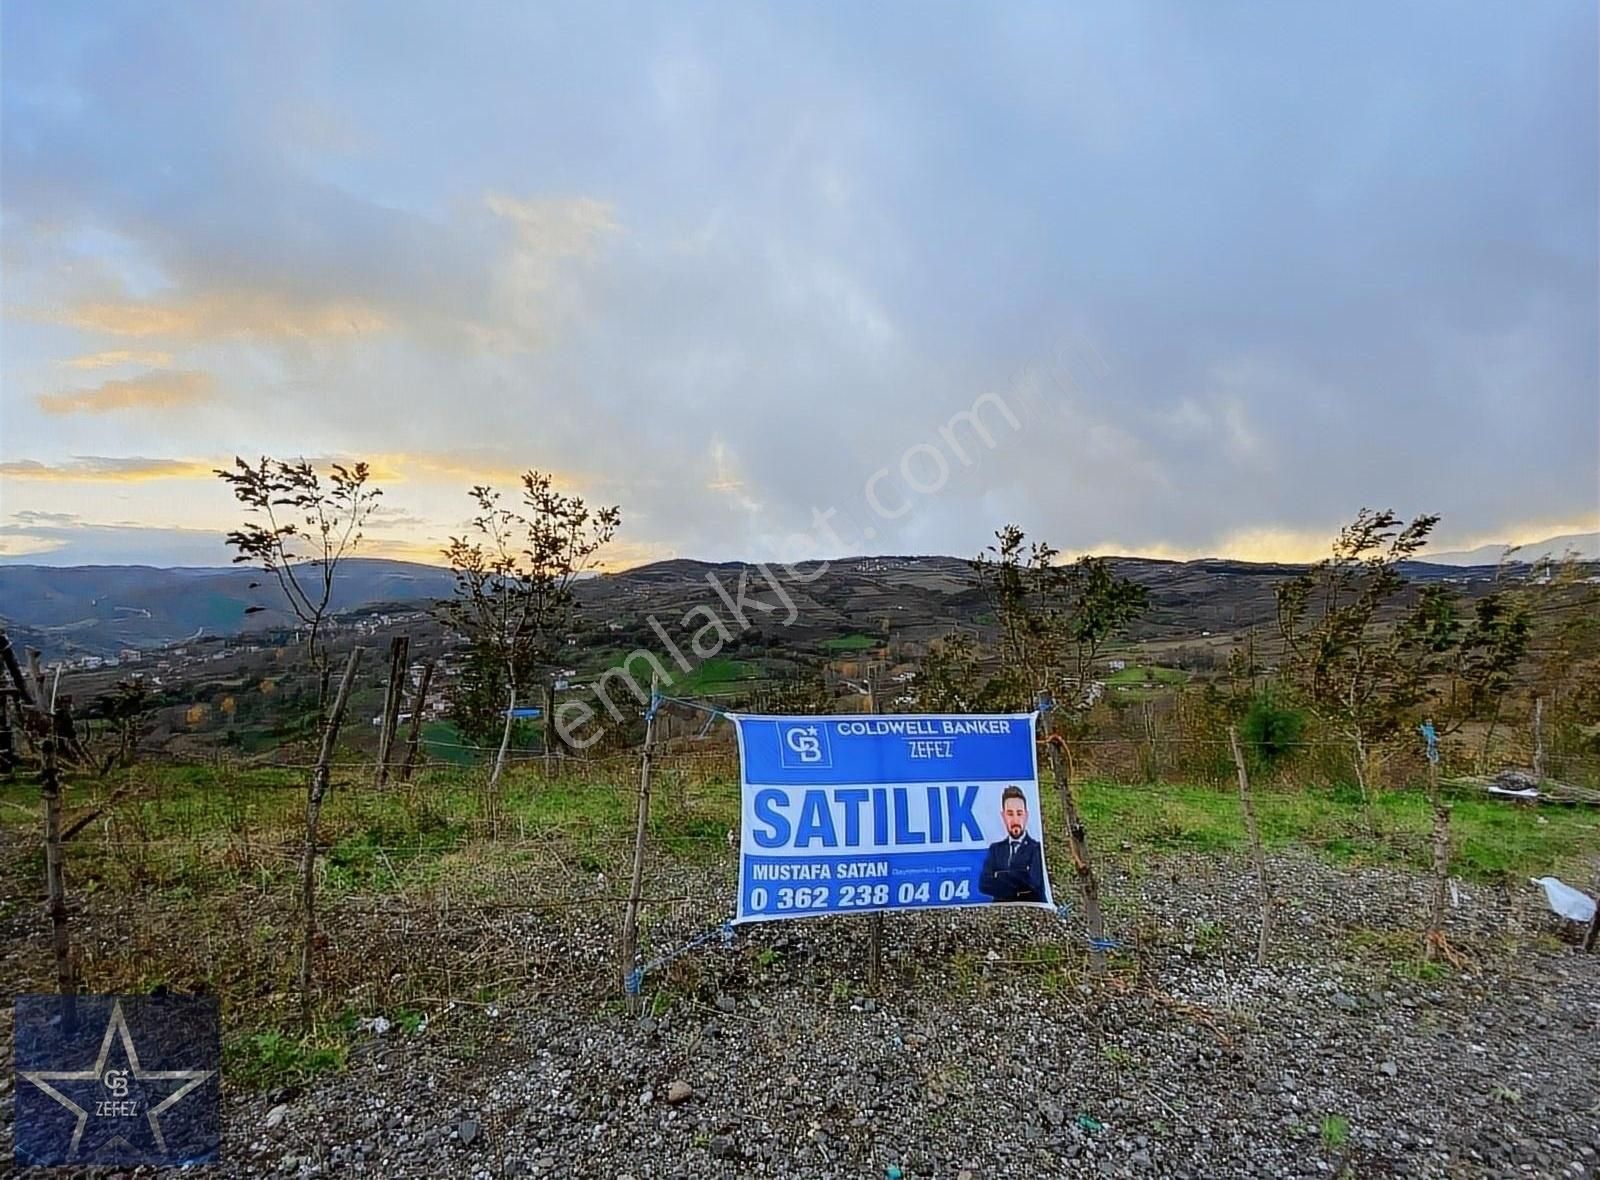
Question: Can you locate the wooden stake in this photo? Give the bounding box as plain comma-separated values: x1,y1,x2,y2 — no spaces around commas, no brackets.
488,682,515,794
1039,693,1107,976
373,636,408,788
0,630,37,709
1140,700,1158,782
398,660,435,784
300,647,361,1029
53,699,91,769
544,678,558,780
1532,696,1544,780
0,690,16,777
27,648,47,704
40,706,76,1032
619,674,659,1013
1228,725,1272,966
1584,870,1598,954
865,679,884,993
867,910,884,992
1422,754,1452,962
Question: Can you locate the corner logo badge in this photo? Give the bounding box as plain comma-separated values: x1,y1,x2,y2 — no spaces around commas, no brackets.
779,722,832,769
15,995,219,1167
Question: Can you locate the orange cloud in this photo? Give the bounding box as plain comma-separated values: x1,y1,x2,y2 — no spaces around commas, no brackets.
60,290,386,340
0,533,69,558
0,456,217,482
178,450,561,488
36,370,217,416
363,450,595,488
62,349,175,370
1075,527,1337,565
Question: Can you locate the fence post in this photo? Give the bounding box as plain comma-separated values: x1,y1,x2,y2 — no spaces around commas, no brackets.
398,660,435,784
300,647,362,1030
1420,721,1452,962
1228,725,1271,965
544,678,558,780
1532,696,1544,780
27,647,47,704
40,703,76,1033
619,673,659,1013
373,636,408,789
864,678,885,993
0,631,36,711
0,689,15,777
1038,692,1107,976
1584,869,1599,954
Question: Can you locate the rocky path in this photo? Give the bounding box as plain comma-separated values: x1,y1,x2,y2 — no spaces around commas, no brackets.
209,853,1600,1179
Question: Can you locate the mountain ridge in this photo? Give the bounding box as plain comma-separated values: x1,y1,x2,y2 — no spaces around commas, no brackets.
0,549,1539,661
1423,531,1598,566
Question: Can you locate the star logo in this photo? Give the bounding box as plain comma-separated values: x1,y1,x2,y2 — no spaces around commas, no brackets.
15,995,218,1166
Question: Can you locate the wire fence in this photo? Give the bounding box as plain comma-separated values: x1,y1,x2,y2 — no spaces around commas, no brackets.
4,688,1597,1030
74,719,1600,787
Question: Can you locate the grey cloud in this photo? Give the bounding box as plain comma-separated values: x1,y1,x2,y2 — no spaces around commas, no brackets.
1,2,1593,565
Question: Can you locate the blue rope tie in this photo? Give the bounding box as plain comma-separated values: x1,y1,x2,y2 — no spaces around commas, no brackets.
1053,902,1119,951
1418,719,1439,765
628,920,736,996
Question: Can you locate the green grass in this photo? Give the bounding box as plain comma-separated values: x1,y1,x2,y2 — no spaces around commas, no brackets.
7,764,1593,890
7,761,1594,888
4,757,1596,1092
1069,779,1598,882
225,1028,349,1089
1105,664,1189,686
671,657,761,694
1320,1113,1351,1150
821,633,881,652
509,776,635,834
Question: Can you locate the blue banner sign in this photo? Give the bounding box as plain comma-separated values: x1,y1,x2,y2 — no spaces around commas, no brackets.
731,713,1052,923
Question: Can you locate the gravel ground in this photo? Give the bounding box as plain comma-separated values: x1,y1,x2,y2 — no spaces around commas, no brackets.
8,851,1600,1179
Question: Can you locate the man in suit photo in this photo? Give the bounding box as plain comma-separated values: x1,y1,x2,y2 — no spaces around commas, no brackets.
977,786,1048,903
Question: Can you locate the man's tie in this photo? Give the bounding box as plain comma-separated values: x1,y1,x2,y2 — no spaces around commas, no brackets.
1008,839,1019,865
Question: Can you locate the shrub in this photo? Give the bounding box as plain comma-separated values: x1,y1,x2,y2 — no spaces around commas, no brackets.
1239,689,1306,769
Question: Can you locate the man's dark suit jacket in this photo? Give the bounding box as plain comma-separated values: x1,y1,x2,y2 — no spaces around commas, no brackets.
978,833,1047,902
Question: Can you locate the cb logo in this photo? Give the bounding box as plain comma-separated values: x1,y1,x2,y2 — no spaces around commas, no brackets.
103,1070,130,1099
778,723,831,769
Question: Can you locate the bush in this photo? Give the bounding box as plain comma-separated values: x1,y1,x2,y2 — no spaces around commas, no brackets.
1239,690,1306,769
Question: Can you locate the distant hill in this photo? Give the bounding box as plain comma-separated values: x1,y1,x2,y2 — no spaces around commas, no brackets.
0,550,1530,662
0,559,456,658
576,552,1484,655
1425,532,1599,567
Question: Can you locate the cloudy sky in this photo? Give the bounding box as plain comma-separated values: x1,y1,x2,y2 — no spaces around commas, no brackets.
2,2,1595,569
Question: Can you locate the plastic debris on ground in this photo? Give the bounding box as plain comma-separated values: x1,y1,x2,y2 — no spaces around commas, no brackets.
1530,876,1597,924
